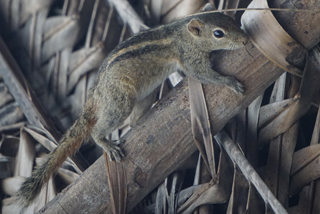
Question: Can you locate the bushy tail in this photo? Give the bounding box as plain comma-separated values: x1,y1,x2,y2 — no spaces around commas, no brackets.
17,99,96,210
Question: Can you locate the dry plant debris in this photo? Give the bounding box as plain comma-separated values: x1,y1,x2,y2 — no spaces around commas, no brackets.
0,0,320,213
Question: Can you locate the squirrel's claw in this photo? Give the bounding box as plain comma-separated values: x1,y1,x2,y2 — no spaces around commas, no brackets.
105,140,124,162
225,76,245,95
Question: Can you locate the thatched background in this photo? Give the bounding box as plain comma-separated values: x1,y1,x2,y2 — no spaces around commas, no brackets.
0,0,320,213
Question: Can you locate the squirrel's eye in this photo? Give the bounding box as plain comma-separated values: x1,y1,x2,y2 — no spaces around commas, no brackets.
213,30,225,38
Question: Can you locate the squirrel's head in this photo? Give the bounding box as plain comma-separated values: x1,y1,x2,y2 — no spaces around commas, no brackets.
187,12,248,51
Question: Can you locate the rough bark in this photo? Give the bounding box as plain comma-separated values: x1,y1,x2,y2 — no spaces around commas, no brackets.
39,0,320,213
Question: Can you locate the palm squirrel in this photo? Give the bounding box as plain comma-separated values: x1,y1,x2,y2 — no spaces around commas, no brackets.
17,3,248,210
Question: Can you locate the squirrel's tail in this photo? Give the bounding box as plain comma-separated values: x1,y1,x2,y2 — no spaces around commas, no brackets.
17,98,97,210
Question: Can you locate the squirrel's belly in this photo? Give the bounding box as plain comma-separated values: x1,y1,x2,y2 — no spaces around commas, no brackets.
135,61,181,101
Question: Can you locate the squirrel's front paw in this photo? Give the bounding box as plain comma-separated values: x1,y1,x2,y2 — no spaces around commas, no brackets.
226,76,245,95
234,80,245,94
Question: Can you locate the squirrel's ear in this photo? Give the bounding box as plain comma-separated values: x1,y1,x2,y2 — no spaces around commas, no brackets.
201,3,215,12
188,19,205,36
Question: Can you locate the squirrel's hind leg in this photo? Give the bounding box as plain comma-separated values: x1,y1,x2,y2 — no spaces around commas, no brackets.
91,89,135,162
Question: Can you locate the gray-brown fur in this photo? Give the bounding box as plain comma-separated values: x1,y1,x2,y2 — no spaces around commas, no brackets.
17,4,248,210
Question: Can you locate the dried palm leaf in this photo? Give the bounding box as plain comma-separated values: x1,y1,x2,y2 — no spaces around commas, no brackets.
241,0,306,77
259,48,320,144
2,197,22,214
14,129,36,178
215,130,288,214
104,153,127,214
246,94,263,168
188,78,215,176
